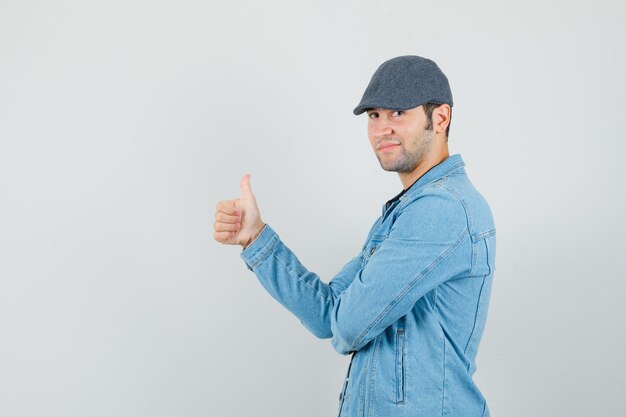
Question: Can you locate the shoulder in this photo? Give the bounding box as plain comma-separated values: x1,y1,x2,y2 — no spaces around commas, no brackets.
391,184,469,240
400,169,495,240
401,178,467,216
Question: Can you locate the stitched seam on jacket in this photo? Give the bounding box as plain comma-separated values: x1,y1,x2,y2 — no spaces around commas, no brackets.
249,234,279,269
440,161,465,177
464,236,494,358
270,252,332,302
473,228,496,241
350,227,469,351
469,237,478,276
443,184,474,239
443,184,476,276
368,335,382,417
397,161,465,209
463,275,487,360
442,337,447,417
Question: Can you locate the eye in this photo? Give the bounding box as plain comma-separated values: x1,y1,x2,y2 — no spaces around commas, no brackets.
368,111,379,119
392,110,405,117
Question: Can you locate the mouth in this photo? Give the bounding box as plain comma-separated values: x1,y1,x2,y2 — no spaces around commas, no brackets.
377,143,400,152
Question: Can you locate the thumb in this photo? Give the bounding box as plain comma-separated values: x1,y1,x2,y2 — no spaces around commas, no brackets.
239,174,256,201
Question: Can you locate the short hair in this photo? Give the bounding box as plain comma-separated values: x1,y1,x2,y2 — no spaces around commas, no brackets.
422,102,451,138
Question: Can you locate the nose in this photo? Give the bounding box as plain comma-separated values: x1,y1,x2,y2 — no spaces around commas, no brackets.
371,117,393,139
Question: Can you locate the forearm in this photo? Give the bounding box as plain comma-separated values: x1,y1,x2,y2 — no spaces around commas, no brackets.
241,224,362,339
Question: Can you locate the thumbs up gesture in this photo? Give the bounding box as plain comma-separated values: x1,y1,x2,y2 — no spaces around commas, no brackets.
214,174,266,248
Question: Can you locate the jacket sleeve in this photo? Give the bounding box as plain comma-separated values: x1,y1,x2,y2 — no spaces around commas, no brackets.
240,222,372,339
329,191,471,354
240,189,470,354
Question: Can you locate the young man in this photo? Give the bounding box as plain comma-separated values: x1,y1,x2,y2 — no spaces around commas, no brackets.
214,55,496,417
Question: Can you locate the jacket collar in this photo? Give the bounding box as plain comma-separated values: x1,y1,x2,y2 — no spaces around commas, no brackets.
382,154,465,214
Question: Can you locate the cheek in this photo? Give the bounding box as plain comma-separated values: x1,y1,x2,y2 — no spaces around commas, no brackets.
367,127,376,147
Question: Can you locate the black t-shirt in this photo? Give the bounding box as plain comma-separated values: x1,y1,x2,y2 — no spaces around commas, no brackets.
385,178,419,210
384,163,443,210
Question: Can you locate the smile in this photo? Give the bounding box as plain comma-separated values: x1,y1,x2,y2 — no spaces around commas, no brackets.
378,144,400,152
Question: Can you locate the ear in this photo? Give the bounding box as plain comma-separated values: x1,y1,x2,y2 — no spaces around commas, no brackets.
433,104,451,135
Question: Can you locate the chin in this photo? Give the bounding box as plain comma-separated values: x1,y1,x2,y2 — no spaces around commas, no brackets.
379,163,399,172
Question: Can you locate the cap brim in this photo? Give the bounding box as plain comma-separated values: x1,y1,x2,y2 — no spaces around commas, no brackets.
352,102,417,116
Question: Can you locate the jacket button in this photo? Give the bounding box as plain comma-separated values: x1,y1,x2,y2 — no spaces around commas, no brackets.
370,246,376,255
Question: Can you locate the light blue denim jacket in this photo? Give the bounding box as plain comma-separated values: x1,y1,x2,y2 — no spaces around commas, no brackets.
241,154,496,417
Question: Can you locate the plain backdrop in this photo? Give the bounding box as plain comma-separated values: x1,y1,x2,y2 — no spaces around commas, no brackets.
1,1,625,416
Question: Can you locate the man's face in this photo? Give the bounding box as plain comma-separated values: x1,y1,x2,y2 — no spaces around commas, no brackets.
366,105,434,173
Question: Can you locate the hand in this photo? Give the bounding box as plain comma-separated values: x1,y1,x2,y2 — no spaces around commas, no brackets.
214,174,265,248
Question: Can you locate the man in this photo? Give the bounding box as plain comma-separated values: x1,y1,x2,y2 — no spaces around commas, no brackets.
214,55,496,417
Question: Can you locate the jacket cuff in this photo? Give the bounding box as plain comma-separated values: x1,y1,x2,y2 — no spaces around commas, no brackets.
240,224,278,270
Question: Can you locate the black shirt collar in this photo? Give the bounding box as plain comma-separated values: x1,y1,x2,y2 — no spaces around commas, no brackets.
385,177,419,209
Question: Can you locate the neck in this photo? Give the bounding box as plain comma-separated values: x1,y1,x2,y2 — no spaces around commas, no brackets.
398,139,450,189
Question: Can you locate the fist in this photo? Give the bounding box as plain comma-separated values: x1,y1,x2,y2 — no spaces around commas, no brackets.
214,174,265,248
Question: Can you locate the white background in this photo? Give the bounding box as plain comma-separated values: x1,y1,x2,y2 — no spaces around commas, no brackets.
1,1,625,416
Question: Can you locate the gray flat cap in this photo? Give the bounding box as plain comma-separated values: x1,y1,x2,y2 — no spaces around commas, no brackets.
353,55,453,115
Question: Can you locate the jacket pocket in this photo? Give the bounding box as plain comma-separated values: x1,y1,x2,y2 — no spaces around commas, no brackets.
395,328,406,404
362,234,387,263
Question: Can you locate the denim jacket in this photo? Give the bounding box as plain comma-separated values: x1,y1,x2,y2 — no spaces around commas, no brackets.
241,154,496,417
